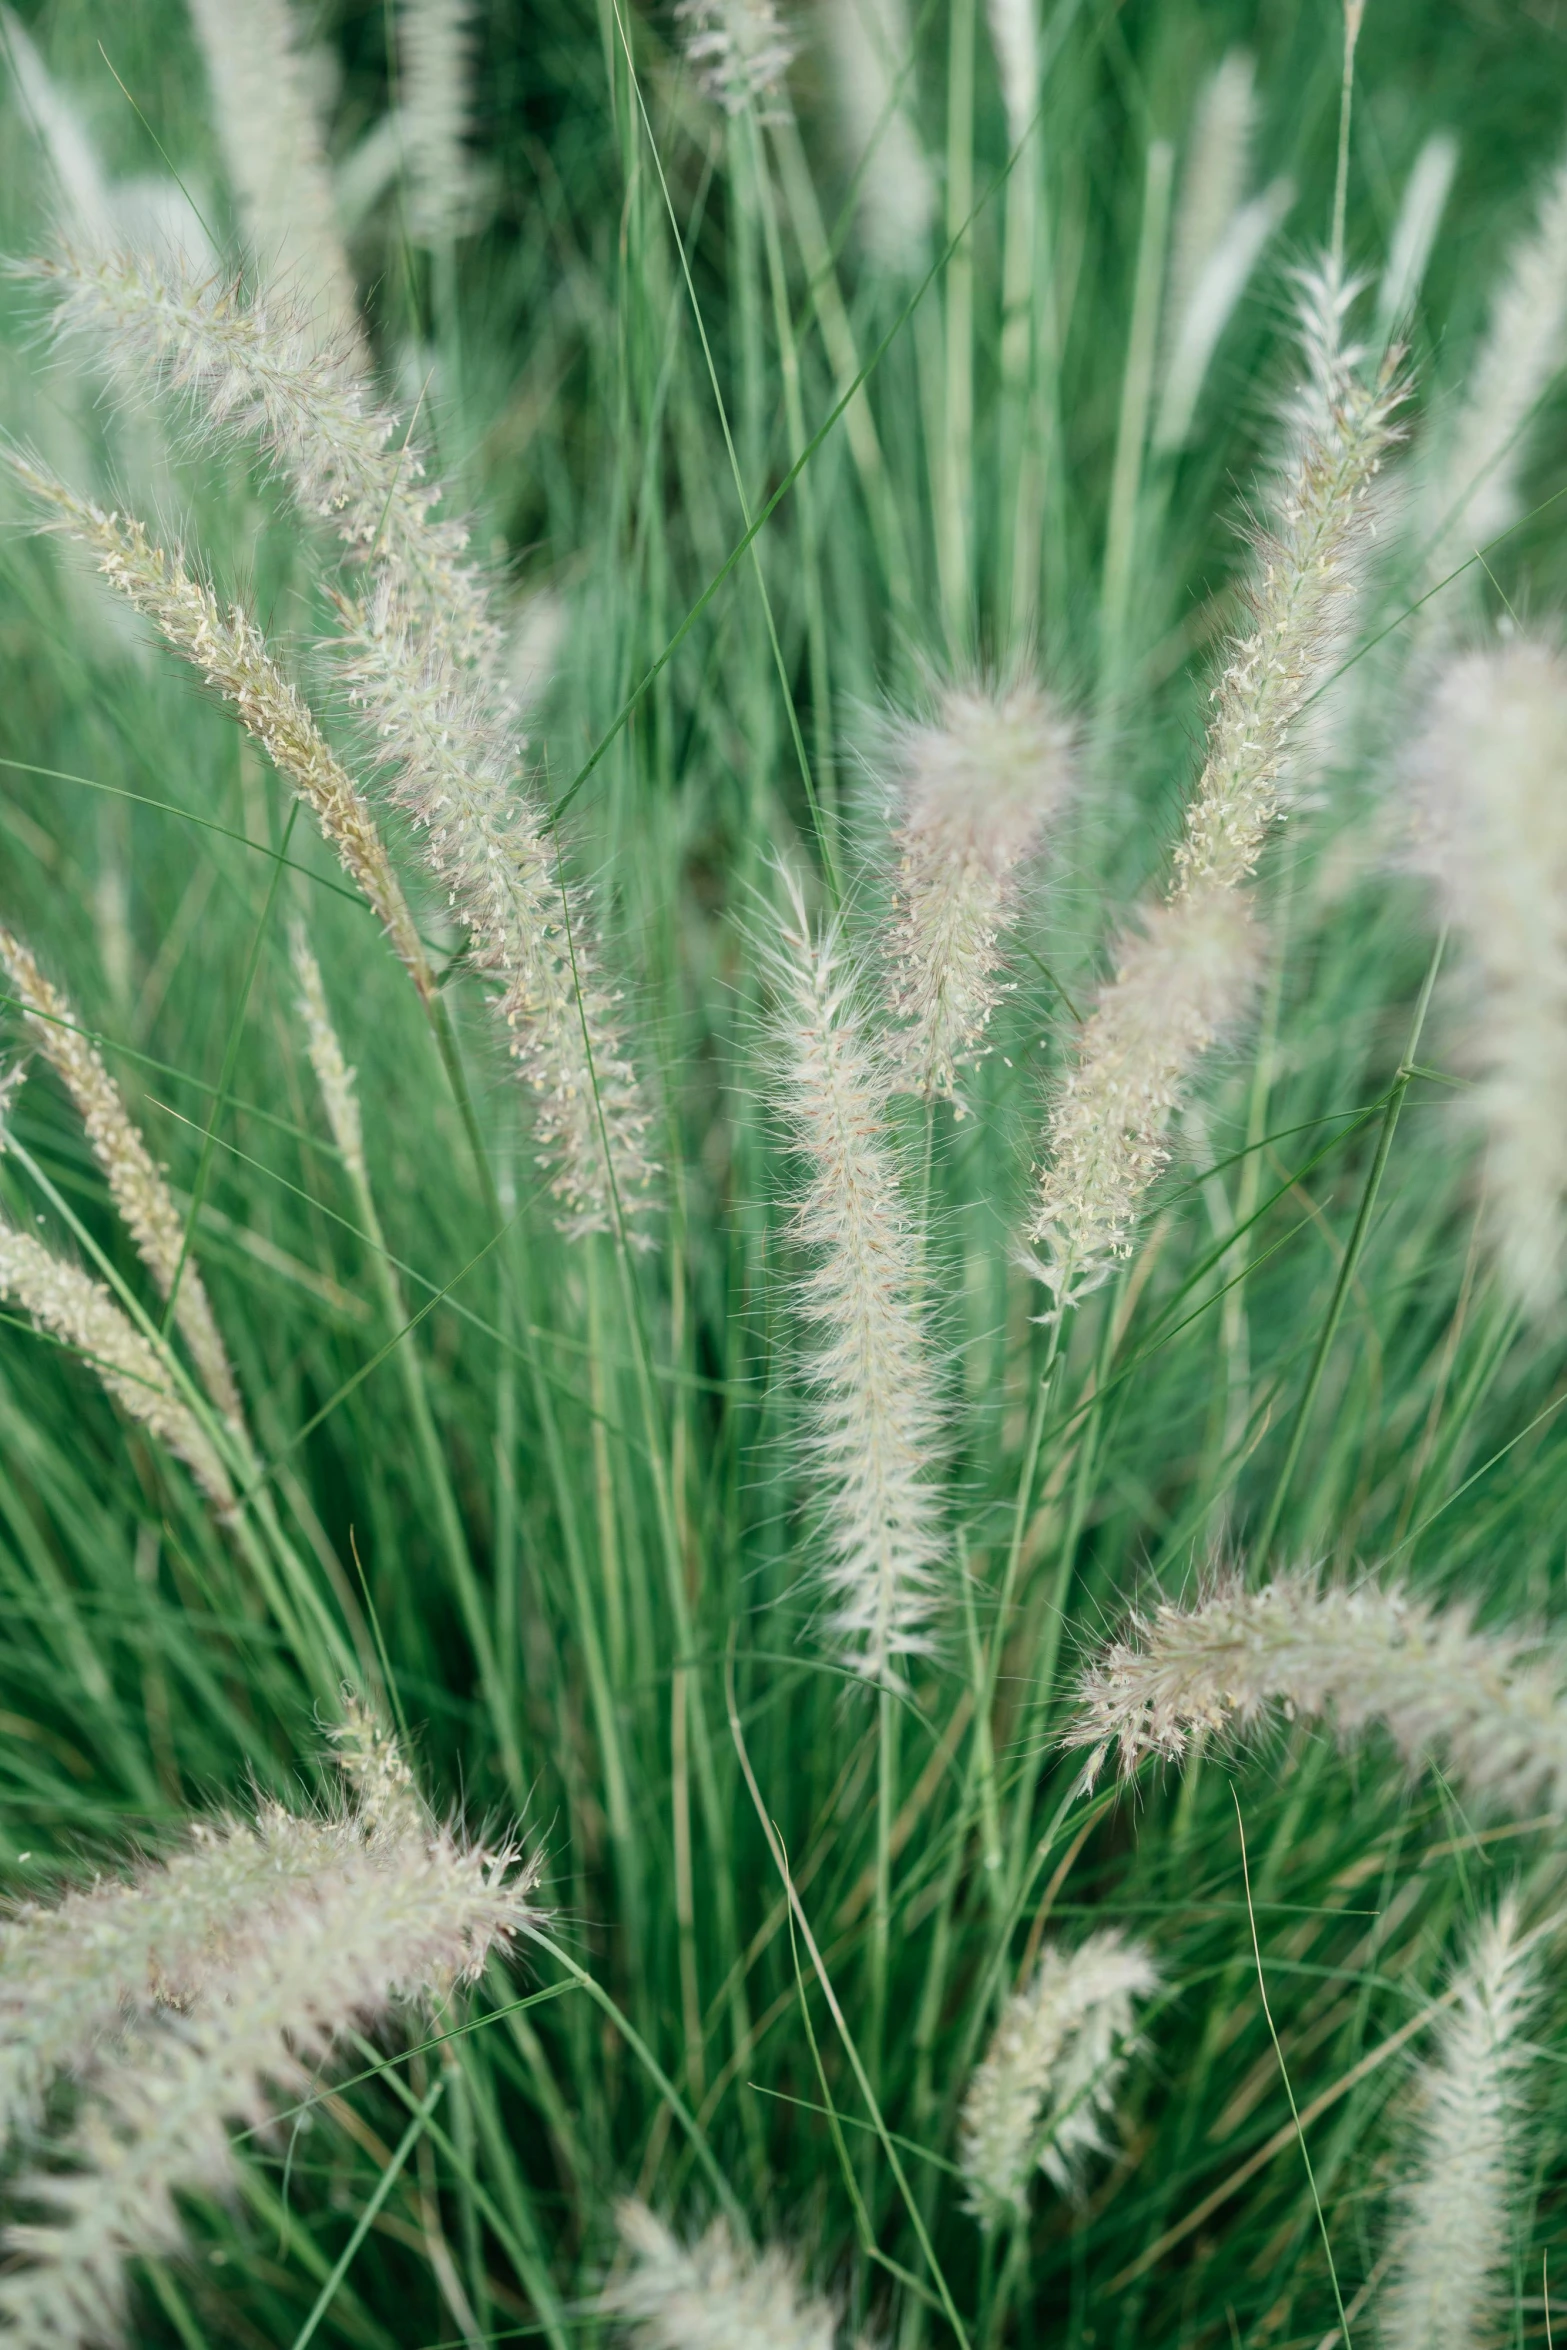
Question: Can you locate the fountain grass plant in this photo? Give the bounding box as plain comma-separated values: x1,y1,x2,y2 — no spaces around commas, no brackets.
3,1,1567,2344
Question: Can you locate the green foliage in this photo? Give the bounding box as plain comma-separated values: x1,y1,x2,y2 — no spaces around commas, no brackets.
1,0,1566,2343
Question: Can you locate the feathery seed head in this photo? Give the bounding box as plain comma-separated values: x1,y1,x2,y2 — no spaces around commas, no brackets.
1376,133,1459,345
606,2201,837,2350
1422,142,1567,575
1379,1900,1539,2350
1164,52,1258,359
397,0,485,246
0,925,243,1424
19,253,659,1241
0,1720,538,2343
0,1825,539,2348
0,1804,355,2141
676,0,797,119
819,0,934,274
959,1931,1159,2226
19,249,484,649
330,1694,432,1844
338,567,658,1236
1026,272,1400,1305
1027,887,1262,1309
0,1220,233,1508
986,0,1039,152
2,452,435,1005
1155,175,1293,454
1406,635,1567,1313
1071,1566,1567,1819
771,877,945,1683
290,921,367,1186
883,678,1075,1106
185,0,363,357
1174,273,1404,899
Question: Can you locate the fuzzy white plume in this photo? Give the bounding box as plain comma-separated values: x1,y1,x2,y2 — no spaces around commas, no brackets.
1375,132,1458,346
1154,175,1293,453
772,877,944,1684
1406,636,1567,1313
0,1811,536,2348
959,1931,1159,2225
883,679,1075,1107
0,1803,385,2146
1423,141,1567,575
605,2202,837,2350
2,11,212,270
185,0,362,355
676,0,796,118
0,1221,232,1508
818,0,934,275
1378,1900,1538,2350
290,922,368,1187
20,253,657,1238
3,452,434,1007
986,0,1038,152
397,0,484,246
1164,53,1258,354
2,8,115,248
0,926,242,1424
1071,1567,1567,1817
1029,889,1262,1305
1029,272,1403,1306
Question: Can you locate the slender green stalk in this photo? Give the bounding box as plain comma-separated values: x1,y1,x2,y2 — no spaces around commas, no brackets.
1099,138,1174,693
941,0,977,649
1254,931,1445,1558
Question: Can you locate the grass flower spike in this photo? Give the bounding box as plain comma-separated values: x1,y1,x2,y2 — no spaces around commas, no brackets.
1375,132,1458,344
1165,54,1258,346
676,1,796,118
1378,1900,1538,2350
2,454,432,1002
0,926,242,1422
1406,636,1567,1314
290,920,368,1186
606,2202,837,2350
23,252,656,1237
0,1834,535,2349
397,0,483,246
772,876,944,1683
1072,1567,1567,1817
1028,889,1261,1298
1156,55,1293,455
883,679,1075,1106
960,1931,1159,2225
1029,272,1402,1307
986,0,1038,152
185,0,362,355
0,1806,356,2143
0,1221,231,1506
1423,141,1567,576
820,0,934,274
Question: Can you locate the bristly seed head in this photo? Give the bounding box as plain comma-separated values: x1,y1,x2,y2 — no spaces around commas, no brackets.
0,924,244,1427
882,678,1075,1111
770,873,945,1685
1378,1899,1539,2350
959,1931,1160,2226
1070,1564,1567,1820
1405,634,1567,1315
1026,266,1404,1309
18,249,658,1242
675,0,797,120
604,2201,837,2350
